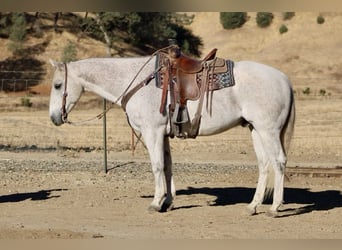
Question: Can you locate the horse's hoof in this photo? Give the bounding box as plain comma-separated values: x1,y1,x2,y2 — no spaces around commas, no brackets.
148,204,161,212
245,205,257,216
266,210,279,218
161,202,174,212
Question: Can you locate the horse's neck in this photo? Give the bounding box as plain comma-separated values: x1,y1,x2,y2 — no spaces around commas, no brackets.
71,57,153,105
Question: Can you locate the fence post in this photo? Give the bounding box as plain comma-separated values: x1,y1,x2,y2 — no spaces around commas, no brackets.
103,98,108,173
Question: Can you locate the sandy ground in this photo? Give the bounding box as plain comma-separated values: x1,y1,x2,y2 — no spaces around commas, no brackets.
0,152,341,239
0,97,341,239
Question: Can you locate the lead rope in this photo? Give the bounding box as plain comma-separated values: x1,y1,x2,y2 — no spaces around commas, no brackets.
63,45,175,155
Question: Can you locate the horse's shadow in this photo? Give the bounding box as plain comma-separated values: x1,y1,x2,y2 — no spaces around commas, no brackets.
175,186,342,217
0,189,67,203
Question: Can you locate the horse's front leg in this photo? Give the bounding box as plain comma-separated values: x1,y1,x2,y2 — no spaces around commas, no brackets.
162,136,175,212
143,128,174,212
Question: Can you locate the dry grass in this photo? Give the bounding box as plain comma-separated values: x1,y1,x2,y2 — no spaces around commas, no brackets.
0,96,340,167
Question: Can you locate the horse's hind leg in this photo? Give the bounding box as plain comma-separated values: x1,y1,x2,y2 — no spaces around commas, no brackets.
247,129,269,215
257,129,287,217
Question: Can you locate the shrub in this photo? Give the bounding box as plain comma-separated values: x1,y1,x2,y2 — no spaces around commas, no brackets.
283,12,295,20
279,24,288,34
220,12,247,29
302,87,311,95
21,96,32,107
317,15,325,24
256,12,274,28
319,89,326,96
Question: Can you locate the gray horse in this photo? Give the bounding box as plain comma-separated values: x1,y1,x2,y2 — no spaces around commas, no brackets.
49,55,295,217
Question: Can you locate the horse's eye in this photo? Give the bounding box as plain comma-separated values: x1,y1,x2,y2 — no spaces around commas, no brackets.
54,83,62,90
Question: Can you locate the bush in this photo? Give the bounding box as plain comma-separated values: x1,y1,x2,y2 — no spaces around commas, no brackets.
319,89,326,96
317,15,325,24
283,12,295,20
302,87,311,95
279,24,288,34
256,12,274,28
220,12,247,29
21,96,32,107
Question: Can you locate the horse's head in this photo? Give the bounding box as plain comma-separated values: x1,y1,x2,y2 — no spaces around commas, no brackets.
49,59,83,126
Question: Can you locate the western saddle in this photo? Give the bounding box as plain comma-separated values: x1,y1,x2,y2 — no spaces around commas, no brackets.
157,42,229,139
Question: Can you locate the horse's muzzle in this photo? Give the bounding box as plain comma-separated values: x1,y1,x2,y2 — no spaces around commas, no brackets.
50,112,64,126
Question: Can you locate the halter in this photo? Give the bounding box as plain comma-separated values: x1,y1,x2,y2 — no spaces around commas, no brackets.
60,62,104,125
61,63,69,123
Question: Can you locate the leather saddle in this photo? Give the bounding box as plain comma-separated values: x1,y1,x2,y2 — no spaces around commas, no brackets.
157,44,230,138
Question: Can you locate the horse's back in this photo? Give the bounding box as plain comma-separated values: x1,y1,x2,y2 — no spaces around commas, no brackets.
233,60,292,98
234,60,290,84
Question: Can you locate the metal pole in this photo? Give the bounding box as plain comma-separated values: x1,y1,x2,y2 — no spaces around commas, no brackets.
103,98,108,173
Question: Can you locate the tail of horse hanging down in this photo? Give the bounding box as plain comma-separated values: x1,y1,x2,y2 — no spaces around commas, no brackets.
49,42,295,217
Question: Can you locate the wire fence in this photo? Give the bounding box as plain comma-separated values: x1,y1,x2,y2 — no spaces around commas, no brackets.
0,78,42,92
0,73,341,165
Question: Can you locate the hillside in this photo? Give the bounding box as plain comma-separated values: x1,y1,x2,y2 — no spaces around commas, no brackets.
0,12,341,97
187,12,342,96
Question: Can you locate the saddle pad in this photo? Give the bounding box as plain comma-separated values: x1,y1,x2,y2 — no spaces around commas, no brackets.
155,53,235,91
200,60,235,91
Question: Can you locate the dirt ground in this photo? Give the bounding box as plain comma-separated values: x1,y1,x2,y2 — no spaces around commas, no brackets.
0,96,341,239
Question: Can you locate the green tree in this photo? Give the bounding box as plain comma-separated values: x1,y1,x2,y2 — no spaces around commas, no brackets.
81,12,202,56
61,41,77,62
220,12,247,29
8,12,27,54
0,13,12,37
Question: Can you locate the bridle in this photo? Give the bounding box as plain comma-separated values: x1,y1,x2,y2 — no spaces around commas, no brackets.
61,63,69,123
58,61,147,126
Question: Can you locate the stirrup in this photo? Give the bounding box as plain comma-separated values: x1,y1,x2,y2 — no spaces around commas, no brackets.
171,103,189,124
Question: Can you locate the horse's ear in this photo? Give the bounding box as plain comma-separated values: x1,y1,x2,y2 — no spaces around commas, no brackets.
49,59,58,68
49,59,64,70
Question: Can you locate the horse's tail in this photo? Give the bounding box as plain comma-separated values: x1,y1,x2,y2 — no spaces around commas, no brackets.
281,89,295,156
